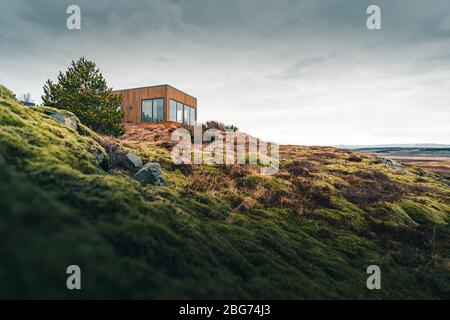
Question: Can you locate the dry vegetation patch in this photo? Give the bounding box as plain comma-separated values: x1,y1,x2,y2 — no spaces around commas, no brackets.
338,170,407,207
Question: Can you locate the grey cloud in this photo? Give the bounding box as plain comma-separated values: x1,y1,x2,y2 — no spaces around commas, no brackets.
1,0,450,144
273,55,335,80
3,0,450,46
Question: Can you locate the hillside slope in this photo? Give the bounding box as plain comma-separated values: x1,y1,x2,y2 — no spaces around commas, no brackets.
1,84,449,299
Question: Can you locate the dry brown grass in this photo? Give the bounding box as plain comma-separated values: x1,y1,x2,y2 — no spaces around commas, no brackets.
338,170,406,207
120,123,179,143
284,160,317,177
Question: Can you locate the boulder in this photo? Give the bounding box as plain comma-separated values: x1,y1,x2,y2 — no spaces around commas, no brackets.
95,138,142,171
114,150,143,171
44,110,78,131
377,157,409,174
378,157,402,169
133,162,166,186
91,148,110,171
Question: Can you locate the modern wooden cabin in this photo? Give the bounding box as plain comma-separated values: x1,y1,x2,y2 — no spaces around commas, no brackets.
114,84,197,127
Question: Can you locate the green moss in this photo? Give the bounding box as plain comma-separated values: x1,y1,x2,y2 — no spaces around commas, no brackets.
400,200,448,225
1,85,450,299
239,174,289,190
0,101,107,175
0,85,17,102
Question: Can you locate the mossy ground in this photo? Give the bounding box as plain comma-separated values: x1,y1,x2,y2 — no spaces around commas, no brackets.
0,84,449,299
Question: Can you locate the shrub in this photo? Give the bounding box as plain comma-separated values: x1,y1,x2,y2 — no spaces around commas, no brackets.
347,155,363,162
291,178,334,210
341,170,405,207
285,160,316,177
42,57,124,137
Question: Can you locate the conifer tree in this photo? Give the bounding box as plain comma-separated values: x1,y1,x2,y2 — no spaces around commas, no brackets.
42,58,124,136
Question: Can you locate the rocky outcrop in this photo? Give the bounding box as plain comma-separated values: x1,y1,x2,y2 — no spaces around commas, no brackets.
91,148,110,171
378,157,403,170
133,162,166,186
44,109,78,131
116,150,143,171
41,108,111,170
92,138,143,172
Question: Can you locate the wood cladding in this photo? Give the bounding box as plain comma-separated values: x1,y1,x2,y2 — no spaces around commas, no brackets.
114,84,197,124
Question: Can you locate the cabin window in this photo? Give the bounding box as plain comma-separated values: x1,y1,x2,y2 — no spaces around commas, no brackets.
189,107,196,125
176,102,183,123
170,99,195,125
169,99,177,122
141,98,164,122
187,107,194,126
183,106,190,125
154,98,164,122
141,100,153,122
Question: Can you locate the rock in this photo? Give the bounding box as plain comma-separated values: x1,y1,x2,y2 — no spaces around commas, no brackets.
91,148,110,171
133,162,166,186
44,110,78,131
378,157,402,169
114,150,142,171
95,138,142,171
125,151,143,169
377,157,409,173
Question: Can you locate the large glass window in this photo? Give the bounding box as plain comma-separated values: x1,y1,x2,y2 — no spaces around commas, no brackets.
141,98,164,122
154,98,164,122
176,102,183,123
169,100,177,122
189,107,196,125
170,100,195,125
141,100,153,122
183,106,189,125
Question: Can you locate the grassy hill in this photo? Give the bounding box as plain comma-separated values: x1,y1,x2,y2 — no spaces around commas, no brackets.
1,84,450,299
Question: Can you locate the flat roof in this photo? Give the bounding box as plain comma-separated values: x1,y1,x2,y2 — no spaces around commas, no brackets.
113,84,196,100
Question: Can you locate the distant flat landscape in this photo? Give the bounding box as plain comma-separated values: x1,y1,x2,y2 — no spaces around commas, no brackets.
346,145,450,180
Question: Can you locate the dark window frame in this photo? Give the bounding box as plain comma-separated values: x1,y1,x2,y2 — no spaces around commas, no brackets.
169,99,177,122
141,98,164,123
169,98,197,125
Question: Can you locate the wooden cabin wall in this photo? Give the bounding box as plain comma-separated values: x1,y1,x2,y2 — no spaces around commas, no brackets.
115,85,197,124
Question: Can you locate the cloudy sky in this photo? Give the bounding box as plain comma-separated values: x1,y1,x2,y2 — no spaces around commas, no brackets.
1,0,449,145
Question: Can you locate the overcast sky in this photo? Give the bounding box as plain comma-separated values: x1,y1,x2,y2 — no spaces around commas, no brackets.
1,0,449,145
